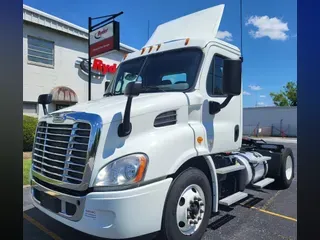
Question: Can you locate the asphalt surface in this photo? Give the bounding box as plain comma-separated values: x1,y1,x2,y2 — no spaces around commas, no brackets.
23,140,297,240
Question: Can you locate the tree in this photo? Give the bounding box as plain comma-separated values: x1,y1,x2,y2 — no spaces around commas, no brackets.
270,81,297,106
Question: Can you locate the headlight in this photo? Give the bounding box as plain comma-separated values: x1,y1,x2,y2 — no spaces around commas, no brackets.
93,154,148,187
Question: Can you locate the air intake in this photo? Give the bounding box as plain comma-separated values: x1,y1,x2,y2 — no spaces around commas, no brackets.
154,110,177,127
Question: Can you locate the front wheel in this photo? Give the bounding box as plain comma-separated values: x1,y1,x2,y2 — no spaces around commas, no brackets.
160,168,212,240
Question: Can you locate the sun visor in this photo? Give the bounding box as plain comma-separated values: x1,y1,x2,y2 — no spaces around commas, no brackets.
145,4,225,47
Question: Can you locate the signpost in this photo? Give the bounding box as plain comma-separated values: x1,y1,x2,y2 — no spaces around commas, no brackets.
88,12,122,100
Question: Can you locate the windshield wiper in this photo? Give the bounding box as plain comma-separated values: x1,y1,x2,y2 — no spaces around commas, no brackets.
104,92,114,97
141,86,167,93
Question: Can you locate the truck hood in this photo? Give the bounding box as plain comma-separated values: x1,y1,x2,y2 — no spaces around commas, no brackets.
52,92,188,124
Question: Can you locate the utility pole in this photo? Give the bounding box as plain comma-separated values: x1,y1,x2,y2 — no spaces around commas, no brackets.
88,17,92,101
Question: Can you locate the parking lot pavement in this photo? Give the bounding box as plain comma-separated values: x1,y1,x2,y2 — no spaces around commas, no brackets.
23,141,297,240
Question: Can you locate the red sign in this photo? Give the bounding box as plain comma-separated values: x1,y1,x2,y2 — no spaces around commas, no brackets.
92,59,117,74
90,38,115,58
89,21,120,58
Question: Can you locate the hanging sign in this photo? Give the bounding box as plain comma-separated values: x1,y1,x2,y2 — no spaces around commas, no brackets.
89,21,120,57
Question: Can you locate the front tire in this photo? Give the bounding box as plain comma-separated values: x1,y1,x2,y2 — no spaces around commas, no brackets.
160,168,212,240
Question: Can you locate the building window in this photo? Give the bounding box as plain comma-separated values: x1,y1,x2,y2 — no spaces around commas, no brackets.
206,55,226,96
23,102,38,115
27,36,54,67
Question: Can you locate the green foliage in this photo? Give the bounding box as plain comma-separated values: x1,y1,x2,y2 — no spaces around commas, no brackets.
23,115,38,151
23,159,32,185
270,81,297,106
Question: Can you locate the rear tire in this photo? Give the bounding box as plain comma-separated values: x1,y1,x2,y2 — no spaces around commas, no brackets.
275,148,294,189
159,167,212,240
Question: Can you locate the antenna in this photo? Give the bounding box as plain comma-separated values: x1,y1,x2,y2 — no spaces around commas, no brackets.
147,20,150,39
240,0,243,61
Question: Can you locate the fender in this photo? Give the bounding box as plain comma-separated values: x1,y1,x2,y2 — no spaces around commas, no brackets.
169,154,219,213
203,155,219,213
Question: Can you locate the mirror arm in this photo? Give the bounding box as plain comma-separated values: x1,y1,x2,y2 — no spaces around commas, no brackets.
42,104,48,115
220,95,233,109
118,96,133,137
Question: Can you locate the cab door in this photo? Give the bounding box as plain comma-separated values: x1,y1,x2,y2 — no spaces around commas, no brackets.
200,44,242,154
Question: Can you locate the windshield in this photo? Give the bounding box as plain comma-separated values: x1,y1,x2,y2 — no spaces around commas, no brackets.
104,47,203,96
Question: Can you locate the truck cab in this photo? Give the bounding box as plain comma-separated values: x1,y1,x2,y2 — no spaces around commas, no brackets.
30,4,294,240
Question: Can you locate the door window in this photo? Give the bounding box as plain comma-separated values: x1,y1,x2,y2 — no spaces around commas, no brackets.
206,55,226,97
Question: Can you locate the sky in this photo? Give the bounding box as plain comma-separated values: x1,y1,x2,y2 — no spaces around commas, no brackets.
23,0,297,107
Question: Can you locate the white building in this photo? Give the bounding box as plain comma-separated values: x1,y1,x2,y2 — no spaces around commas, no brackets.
23,4,137,118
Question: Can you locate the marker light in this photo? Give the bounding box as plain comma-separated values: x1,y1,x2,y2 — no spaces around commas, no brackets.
197,137,203,144
185,38,190,45
141,48,146,55
148,46,153,53
94,154,148,187
156,44,161,51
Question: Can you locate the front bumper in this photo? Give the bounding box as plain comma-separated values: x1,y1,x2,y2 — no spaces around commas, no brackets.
31,178,172,239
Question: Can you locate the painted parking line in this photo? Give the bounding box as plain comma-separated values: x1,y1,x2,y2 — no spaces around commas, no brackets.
242,205,297,222
250,207,297,222
261,190,282,210
23,213,63,240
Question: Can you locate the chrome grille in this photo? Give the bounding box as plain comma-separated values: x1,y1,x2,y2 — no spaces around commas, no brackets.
32,121,91,185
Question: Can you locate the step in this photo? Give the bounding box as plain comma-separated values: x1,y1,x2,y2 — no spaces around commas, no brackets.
253,178,275,189
216,165,245,175
219,192,248,206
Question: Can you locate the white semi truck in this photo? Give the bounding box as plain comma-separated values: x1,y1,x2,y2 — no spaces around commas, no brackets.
30,4,294,240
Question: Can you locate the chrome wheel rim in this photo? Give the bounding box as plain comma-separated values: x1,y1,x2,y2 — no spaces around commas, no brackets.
285,155,293,180
176,184,205,236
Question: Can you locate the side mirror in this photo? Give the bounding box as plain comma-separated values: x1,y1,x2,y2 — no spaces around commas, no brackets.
38,94,52,115
124,81,142,97
38,94,52,105
209,101,221,115
222,59,242,96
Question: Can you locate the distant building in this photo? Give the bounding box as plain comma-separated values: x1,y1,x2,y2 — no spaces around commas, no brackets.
23,4,137,118
243,106,297,137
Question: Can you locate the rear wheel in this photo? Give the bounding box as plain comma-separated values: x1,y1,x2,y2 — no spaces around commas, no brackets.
160,168,212,240
276,148,294,189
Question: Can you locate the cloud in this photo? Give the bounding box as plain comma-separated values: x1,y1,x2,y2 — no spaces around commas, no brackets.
246,16,289,41
216,30,233,42
260,95,266,98
249,85,262,91
257,102,265,106
243,91,251,96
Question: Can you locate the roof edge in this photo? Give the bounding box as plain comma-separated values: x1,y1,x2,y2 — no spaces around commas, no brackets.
23,4,138,53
